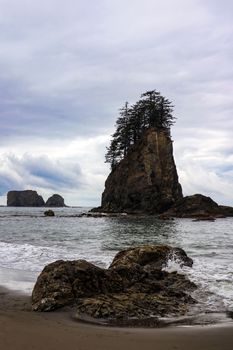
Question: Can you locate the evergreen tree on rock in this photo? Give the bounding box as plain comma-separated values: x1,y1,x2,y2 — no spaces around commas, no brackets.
105,90,175,169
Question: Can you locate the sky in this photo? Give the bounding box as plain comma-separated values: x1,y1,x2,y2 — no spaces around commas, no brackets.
0,0,232,206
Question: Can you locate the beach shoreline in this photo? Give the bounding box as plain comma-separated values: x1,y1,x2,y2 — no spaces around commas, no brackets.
1,286,233,350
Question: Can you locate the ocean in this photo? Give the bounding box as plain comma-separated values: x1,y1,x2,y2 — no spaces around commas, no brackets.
0,206,233,323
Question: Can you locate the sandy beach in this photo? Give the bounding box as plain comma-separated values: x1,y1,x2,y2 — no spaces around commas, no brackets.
0,287,233,350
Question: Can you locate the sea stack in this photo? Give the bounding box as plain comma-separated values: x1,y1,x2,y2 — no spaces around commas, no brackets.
7,190,45,207
101,128,183,213
45,194,66,207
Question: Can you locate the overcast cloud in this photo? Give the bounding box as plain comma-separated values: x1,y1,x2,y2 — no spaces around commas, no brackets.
0,0,232,206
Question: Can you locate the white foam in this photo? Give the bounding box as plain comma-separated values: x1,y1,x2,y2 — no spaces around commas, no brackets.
162,251,189,274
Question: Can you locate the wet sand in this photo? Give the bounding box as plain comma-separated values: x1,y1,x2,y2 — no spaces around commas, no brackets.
1,287,233,350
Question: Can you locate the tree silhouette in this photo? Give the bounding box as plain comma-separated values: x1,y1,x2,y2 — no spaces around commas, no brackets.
105,90,175,169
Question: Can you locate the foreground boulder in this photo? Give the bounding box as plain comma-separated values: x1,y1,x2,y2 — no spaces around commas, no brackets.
32,245,196,325
32,259,125,312
163,194,233,218
100,128,183,214
7,190,45,207
45,194,66,207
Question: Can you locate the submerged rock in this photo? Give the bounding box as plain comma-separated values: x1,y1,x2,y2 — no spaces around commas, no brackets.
192,216,216,222
80,212,128,218
32,245,196,325
44,209,55,217
7,190,45,207
100,128,183,214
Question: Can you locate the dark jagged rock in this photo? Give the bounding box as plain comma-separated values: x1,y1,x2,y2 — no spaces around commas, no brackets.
44,209,55,217
80,212,128,218
100,128,183,214
109,245,193,269
32,245,196,325
163,194,233,218
7,190,45,207
45,194,66,207
32,259,123,312
219,205,233,217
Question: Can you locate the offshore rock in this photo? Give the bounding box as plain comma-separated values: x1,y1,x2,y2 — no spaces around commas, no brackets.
44,209,55,217
163,194,233,218
45,194,66,207
32,245,196,325
7,190,45,207
218,205,233,217
100,128,183,214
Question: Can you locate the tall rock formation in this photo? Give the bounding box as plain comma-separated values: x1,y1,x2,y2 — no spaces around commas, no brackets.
101,128,183,213
7,190,45,207
45,194,66,207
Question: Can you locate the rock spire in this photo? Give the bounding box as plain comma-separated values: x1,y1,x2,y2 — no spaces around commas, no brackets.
101,128,183,213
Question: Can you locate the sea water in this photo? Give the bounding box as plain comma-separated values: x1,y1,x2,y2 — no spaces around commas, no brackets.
0,206,233,322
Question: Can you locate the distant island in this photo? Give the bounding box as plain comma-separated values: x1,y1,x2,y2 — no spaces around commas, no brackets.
94,90,233,218
7,190,66,207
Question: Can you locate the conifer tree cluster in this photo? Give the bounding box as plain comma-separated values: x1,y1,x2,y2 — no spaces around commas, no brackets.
105,90,176,169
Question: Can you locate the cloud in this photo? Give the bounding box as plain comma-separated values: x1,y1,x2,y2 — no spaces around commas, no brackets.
1,0,231,140
174,128,233,205
0,0,232,205
0,152,83,190
0,134,110,206
178,165,233,205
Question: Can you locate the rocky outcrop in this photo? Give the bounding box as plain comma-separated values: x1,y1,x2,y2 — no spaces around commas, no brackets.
44,209,55,217
100,128,183,214
110,245,193,269
32,245,196,325
7,190,67,208
163,194,233,218
7,190,45,207
219,205,233,217
45,194,66,207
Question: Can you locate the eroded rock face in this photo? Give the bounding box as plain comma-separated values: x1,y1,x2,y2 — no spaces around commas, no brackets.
32,245,196,324
163,194,231,218
45,194,66,207
7,190,45,207
101,128,183,214
32,260,122,311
